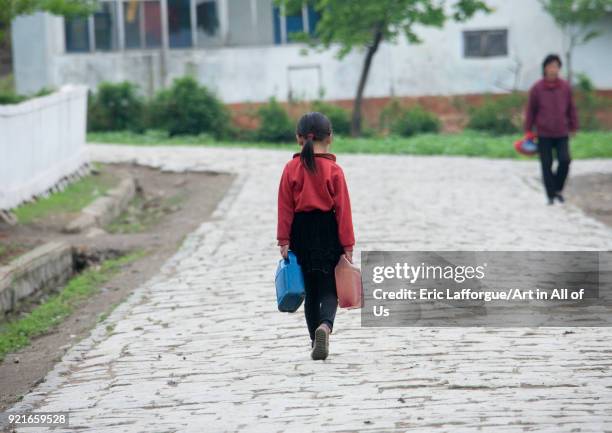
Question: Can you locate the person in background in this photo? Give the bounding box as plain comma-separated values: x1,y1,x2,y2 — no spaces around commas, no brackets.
277,112,355,361
524,53,579,205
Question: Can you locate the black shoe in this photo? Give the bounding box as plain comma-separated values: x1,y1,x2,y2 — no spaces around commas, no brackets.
311,323,330,360
555,193,565,203
547,197,554,205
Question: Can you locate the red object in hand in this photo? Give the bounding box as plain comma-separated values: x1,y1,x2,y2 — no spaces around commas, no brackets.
514,132,538,156
335,254,363,309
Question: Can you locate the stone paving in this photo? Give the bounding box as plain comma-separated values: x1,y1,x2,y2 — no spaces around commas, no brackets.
7,145,612,433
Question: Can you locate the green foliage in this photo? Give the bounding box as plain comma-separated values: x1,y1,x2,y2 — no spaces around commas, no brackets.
0,91,26,104
0,0,96,43
88,81,145,132
391,106,441,136
467,93,526,135
0,86,55,105
379,100,441,136
574,73,604,131
87,130,612,159
379,99,405,132
255,98,295,143
277,0,491,58
13,168,117,224
0,251,145,361
539,0,611,29
311,100,351,135
148,77,231,138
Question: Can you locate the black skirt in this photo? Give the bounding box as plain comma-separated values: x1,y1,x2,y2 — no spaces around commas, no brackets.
289,209,344,275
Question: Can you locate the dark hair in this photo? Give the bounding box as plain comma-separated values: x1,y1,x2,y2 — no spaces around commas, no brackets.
542,54,562,76
296,112,332,173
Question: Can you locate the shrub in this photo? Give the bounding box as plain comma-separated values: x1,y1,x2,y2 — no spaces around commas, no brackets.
379,99,404,133
311,100,351,135
466,93,525,135
391,106,441,136
148,76,230,138
88,81,145,132
574,73,602,131
0,87,53,105
0,91,26,105
255,98,295,142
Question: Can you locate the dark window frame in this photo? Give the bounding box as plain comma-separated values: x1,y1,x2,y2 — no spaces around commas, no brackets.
463,29,508,58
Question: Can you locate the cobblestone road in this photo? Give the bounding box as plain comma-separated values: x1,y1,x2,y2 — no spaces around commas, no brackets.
8,145,612,432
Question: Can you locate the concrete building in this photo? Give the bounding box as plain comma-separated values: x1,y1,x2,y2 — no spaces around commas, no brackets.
10,0,612,105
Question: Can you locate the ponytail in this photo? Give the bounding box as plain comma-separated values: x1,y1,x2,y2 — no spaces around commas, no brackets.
296,112,332,174
300,132,317,173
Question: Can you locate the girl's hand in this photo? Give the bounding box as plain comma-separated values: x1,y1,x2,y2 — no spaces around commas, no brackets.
344,249,353,263
280,245,289,260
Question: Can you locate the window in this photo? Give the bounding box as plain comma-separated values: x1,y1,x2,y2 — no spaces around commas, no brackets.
196,0,220,46
273,4,320,44
94,2,119,50
123,1,142,48
168,0,192,48
65,2,120,52
463,29,508,58
64,0,290,52
124,0,162,49
65,16,91,52
196,0,219,36
144,1,162,47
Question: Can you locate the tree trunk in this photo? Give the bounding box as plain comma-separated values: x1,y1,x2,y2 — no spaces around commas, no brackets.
350,25,384,137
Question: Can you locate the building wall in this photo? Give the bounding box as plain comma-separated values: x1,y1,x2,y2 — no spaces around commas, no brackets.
11,0,612,100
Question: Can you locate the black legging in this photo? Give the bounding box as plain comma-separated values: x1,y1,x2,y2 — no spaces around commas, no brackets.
303,269,338,343
537,136,571,199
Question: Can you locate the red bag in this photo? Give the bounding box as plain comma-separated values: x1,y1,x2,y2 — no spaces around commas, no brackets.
514,132,538,156
335,254,363,309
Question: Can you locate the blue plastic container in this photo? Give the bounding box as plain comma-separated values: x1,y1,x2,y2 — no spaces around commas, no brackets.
275,251,305,312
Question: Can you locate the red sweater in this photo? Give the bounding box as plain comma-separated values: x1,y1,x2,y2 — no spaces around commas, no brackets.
277,153,355,250
524,78,578,138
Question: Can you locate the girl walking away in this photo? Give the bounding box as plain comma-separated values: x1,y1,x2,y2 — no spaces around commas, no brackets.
277,112,355,361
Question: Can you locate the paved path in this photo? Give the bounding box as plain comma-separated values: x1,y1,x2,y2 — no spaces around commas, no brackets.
8,146,612,432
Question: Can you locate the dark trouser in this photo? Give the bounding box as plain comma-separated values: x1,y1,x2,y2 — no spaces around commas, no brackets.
289,209,343,344
303,269,338,343
537,136,571,199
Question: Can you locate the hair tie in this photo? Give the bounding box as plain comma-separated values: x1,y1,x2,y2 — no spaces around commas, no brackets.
306,133,315,140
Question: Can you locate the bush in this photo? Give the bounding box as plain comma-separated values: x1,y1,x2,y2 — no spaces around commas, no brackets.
88,81,145,132
575,73,602,131
0,91,26,105
255,98,295,142
311,100,351,135
0,87,54,105
466,93,525,135
379,99,404,133
148,76,230,138
391,106,441,137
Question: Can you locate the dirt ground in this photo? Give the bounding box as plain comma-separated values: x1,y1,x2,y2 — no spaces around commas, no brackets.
0,164,234,413
565,173,612,228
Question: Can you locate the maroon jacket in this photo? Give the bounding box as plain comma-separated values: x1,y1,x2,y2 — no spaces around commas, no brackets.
524,78,578,138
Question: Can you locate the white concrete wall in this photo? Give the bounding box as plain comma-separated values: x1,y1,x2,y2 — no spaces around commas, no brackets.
0,85,88,210
11,0,612,101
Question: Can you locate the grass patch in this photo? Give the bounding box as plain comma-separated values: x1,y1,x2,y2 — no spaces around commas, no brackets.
0,74,15,93
87,130,612,159
106,193,186,234
13,166,118,224
0,250,146,361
